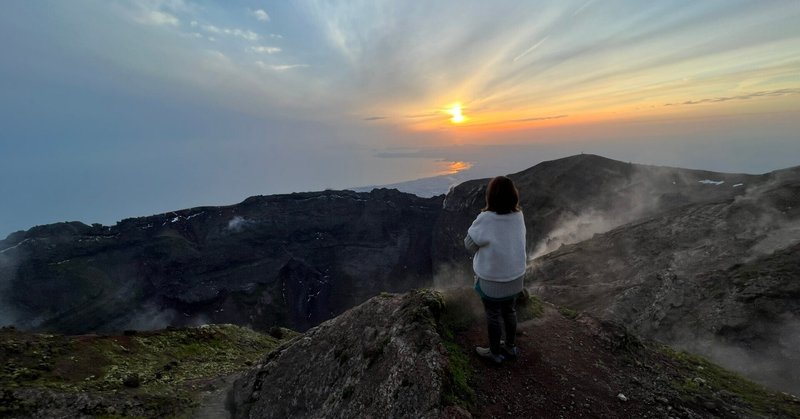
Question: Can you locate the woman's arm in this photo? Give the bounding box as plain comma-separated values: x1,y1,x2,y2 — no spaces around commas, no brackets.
464,233,480,253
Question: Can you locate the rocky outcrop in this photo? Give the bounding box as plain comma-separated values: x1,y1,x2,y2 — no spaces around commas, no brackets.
228,290,451,419
0,189,442,334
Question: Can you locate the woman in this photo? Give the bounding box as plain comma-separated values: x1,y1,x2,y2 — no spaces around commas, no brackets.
464,176,527,364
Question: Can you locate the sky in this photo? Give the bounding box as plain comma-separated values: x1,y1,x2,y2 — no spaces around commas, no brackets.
1,0,799,237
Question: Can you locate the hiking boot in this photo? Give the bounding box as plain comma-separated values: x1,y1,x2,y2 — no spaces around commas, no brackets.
502,345,520,358
475,346,505,364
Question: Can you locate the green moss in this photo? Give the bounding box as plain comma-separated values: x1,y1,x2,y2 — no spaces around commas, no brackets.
662,346,800,417
557,306,579,319
517,292,544,322
401,289,445,328
437,288,479,409
415,289,445,318
0,324,294,417
440,331,475,408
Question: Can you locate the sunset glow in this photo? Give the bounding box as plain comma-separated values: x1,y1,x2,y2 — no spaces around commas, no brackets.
447,103,466,124
1,1,799,237
439,161,473,175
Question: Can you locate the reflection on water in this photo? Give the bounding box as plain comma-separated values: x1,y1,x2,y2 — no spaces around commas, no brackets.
437,160,473,175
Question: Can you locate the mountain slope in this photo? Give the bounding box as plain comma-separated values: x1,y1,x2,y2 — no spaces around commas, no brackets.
531,170,800,393
229,290,800,418
0,189,442,334
0,324,295,418
433,154,762,277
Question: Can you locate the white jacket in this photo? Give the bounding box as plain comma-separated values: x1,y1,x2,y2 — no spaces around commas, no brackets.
467,210,527,282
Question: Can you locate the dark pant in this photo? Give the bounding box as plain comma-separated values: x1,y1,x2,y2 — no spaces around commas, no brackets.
482,297,517,355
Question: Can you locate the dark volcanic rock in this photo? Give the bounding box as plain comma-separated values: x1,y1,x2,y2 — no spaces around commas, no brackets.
531,170,800,393
433,154,761,279
0,189,442,334
228,291,449,419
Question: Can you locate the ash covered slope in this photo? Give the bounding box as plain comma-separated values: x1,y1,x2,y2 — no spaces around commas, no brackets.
433,154,760,276
531,168,800,393
0,189,441,334
229,291,451,419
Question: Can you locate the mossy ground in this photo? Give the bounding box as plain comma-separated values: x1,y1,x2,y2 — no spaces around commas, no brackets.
556,305,578,319
660,346,800,417
436,287,480,409
0,324,296,417
516,290,545,322
435,287,547,409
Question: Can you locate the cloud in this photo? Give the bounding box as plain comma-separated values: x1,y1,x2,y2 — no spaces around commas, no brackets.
199,23,260,41
664,88,800,107
257,62,309,71
512,35,549,62
140,10,179,26
248,45,282,54
363,116,387,121
512,114,568,122
404,112,439,119
252,9,270,22
127,0,191,27
374,149,443,159
573,0,596,16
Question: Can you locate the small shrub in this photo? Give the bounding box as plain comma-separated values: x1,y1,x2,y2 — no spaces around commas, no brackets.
516,289,544,321
122,374,141,388
557,306,578,319
268,326,284,339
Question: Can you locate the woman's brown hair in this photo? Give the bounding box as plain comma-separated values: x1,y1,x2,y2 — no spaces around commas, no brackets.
482,176,521,214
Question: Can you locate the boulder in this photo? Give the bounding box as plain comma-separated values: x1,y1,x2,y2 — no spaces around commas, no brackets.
228,290,450,419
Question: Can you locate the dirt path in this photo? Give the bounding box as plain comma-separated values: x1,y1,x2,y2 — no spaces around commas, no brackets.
191,373,240,419
457,305,683,419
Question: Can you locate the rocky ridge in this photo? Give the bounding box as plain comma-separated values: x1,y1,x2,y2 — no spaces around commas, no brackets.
0,189,441,334
433,154,761,278
225,289,800,418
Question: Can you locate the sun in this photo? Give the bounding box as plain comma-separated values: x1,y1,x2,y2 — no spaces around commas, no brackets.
446,103,466,124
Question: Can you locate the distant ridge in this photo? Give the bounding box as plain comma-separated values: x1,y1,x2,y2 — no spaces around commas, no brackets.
348,172,467,197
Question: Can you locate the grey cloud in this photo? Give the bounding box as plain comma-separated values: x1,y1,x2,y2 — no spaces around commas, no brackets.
665,88,800,107
512,114,568,122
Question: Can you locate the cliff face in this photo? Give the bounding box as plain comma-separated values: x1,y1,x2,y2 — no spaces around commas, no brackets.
228,291,450,419
0,189,442,334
